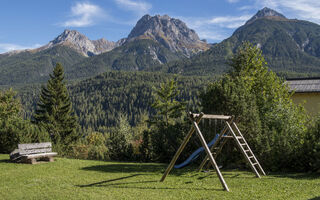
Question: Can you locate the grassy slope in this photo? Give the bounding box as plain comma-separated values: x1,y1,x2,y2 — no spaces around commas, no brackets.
0,154,319,199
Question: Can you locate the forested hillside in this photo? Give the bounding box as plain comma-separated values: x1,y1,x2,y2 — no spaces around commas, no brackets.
0,45,86,86
18,71,212,131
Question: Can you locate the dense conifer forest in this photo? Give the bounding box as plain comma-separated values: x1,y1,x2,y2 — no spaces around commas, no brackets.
17,71,213,131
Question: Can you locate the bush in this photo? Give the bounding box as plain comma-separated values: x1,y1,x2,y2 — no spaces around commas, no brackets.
0,118,50,153
0,89,50,153
107,115,134,161
69,132,109,160
302,116,320,172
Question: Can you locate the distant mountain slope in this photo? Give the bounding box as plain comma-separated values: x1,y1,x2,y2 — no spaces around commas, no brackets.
67,39,184,79
0,45,86,85
163,7,320,76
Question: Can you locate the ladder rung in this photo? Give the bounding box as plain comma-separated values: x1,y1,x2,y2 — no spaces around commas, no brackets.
245,150,250,152
248,156,254,159
240,143,246,146
252,163,258,165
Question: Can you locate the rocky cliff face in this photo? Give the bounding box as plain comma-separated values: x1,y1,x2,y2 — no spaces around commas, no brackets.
126,14,210,57
40,30,117,56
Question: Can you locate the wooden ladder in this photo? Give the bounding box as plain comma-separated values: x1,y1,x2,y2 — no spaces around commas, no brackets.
199,119,266,178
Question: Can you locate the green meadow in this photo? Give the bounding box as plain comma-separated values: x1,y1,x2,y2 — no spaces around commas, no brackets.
1,154,319,200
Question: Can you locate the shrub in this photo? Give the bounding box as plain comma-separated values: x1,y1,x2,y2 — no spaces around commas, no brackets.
69,132,109,160
0,89,50,153
107,115,134,161
0,118,49,153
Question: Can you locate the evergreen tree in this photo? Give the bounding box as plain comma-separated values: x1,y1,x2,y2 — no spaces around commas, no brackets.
150,78,186,127
32,63,79,146
0,89,21,120
148,78,189,162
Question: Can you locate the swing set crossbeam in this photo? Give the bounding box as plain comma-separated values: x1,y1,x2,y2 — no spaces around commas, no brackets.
190,113,231,120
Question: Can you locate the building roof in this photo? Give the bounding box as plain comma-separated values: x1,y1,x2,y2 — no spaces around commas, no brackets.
286,77,320,93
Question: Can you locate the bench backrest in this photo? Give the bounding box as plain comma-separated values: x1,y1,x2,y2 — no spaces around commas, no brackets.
18,142,52,155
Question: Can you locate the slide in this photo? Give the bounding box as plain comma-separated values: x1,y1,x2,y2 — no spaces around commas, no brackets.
174,134,220,169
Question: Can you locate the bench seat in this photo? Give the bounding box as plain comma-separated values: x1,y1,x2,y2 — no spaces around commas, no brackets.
10,142,57,164
23,152,58,159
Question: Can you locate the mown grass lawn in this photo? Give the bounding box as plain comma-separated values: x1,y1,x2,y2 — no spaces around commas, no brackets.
0,154,319,200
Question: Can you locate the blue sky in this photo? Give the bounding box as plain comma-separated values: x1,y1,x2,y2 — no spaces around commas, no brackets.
0,0,320,53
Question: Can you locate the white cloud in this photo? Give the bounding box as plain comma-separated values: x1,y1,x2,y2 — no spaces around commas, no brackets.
114,0,151,15
184,15,251,30
62,2,105,27
0,43,42,53
180,15,251,42
196,30,229,41
207,15,252,28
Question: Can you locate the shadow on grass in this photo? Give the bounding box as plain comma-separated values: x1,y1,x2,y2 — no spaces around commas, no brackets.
76,173,222,191
269,172,320,180
81,163,193,176
76,174,144,187
309,197,320,200
0,159,11,163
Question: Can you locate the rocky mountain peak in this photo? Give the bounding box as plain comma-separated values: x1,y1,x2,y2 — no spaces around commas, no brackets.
40,29,117,56
246,7,287,24
127,14,210,57
52,29,88,44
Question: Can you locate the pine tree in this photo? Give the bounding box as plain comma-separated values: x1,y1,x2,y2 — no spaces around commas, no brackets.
32,63,79,146
150,78,186,128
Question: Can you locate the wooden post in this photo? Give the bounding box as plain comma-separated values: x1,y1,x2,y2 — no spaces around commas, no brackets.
160,113,203,182
193,121,229,191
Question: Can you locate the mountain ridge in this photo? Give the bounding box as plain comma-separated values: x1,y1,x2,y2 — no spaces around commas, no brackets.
2,8,320,86
159,7,320,77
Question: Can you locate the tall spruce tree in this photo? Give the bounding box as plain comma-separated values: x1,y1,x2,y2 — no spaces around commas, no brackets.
32,63,79,146
150,78,186,128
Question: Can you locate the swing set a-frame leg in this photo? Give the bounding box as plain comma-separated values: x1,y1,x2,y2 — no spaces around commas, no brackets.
192,121,229,192
160,113,203,182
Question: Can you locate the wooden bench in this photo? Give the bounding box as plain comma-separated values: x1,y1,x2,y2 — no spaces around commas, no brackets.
10,142,57,164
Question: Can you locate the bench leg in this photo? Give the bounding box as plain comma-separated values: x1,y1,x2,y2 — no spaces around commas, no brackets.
29,158,37,164
48,157,54,162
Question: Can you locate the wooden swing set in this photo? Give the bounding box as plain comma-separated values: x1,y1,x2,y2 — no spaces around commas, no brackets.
160,112,266,192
